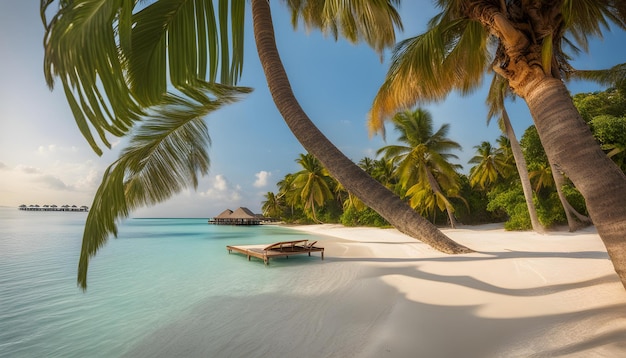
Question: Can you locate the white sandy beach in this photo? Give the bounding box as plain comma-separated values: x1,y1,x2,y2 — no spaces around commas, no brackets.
125,223,626,358
288,223,626,357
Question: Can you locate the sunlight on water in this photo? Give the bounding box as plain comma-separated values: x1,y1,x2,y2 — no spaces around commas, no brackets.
0,207,324,357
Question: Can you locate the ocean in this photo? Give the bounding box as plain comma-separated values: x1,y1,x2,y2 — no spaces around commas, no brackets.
0,206,341,358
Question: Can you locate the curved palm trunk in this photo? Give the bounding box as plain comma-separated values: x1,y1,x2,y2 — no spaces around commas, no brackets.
525,78,626,289
251,0,471,254
550,162,592,231
502,109,544,233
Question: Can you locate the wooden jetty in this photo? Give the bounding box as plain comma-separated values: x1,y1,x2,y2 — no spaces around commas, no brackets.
226,240,324,265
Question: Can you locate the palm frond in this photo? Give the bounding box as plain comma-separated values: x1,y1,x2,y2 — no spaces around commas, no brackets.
43,0,142,155
567,62,626,87
77,83,251,290
286,0,402,54
42,0,246,154
368,18,489,135
562,0,626,52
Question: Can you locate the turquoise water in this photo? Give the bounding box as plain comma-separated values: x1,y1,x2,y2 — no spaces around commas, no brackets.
0,207,326,357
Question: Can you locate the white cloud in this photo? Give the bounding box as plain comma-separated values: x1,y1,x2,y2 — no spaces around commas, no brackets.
253,170,271,188
0,162,6,170
0,162,97,206
230,186,242,201
200,175,242,201
37,144,79,155
213,175,228,191
38,145,54,154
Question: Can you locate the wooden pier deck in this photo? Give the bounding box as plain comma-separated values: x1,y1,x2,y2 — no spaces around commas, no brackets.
226,240,324,265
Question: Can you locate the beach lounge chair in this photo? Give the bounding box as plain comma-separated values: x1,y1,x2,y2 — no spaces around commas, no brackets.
226,239,324,264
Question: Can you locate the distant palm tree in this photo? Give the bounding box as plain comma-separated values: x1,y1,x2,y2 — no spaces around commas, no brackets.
372,158,398,191
276,173,298,215
378,109,463,228
261,192,283,219
358,157,398,190
529,163,554,193
468,141,512,190
291,153,334,223
358,157,376,175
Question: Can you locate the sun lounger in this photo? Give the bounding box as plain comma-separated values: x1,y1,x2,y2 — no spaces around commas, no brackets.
226,239,324,264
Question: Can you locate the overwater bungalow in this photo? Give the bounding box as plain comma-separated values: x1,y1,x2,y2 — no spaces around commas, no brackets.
18,204,89,212
208,207,264,225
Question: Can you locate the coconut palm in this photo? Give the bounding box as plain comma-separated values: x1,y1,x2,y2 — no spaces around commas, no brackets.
42,0,470,289
252,0,471,247
358,157,376,175
369,1,626,289
373,158,398,190
468,141,512,190
261,191,284,219
291,153,334,222
378,108,463,228
528,162,554,192
275,173,300,218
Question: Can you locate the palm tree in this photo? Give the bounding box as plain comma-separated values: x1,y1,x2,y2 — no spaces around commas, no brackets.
42,0,470,289
290,153,333,222
486,79,543,232
261,191,283,219
369,1,626,289
358,157,376,175
529,163,554,193
378,108,463,228
468,141,511,190
251,1,471,246
372,158,398,190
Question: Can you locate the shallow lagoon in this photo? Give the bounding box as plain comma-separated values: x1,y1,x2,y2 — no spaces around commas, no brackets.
0,207,329,357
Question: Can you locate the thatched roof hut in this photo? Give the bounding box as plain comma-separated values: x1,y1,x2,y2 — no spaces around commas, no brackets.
208,207,263,225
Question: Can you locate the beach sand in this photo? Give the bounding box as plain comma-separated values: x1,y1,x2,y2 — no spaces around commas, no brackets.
125,223,626,358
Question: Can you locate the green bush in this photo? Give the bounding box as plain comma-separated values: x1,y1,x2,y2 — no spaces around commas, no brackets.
455,177,505,225
487,185,532,230
535,192,566,228
340,207,389,227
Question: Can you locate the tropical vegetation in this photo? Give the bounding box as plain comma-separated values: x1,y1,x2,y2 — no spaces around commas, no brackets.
368,1,626,289
264,86,625,233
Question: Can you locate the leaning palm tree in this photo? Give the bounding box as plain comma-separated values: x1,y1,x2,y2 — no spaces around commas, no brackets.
369,1,626,289
378,108,464,228
42,0,470,289
252,1,472,247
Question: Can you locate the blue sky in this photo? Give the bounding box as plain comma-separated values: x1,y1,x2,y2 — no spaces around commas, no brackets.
1,1,625,218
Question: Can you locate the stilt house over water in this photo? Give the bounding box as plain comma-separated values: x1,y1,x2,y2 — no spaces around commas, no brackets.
208,207,264,225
